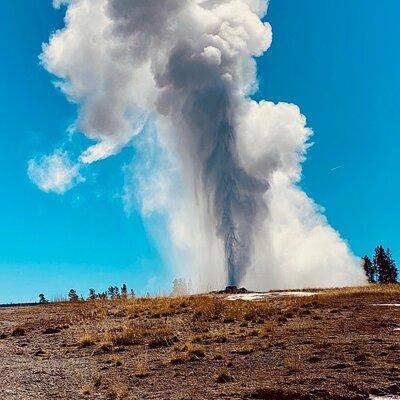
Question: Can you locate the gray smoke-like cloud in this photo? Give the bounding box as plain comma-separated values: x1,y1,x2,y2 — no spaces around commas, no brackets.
106,0,271,284
157,41,269,285
30,0,366,290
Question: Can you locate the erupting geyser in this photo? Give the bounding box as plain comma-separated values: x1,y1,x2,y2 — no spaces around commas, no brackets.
31,0,366,290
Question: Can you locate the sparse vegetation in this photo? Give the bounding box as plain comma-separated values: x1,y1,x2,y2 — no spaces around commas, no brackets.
77,334,96,347
284,356,301,372
185,343,205,359
134,361,149,378
215,369,234,383
109,355,123,367
107,385,131,400
81,385,92,395
2,285,400,399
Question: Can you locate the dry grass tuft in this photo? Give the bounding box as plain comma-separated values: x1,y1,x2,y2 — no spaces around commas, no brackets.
101,324,176,348
107,384,131,400
284,356,301,372
109,355,123,367
213,352,224,360
260,321,276,337
134,361,149,378
98,340,113,352
185,343,205,359
215,369,234,383
169,353,188,365
77,334,96,348
81,385,92,395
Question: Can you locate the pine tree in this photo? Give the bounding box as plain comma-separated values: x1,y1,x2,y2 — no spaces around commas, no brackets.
38,293,48,304
68,289,79,302
97,292,108,300
108,286,115,299
88,289,96,300
374,246,386,283
362,255,375,283
121,284,128,299
385,248,398,283
374,245,399,284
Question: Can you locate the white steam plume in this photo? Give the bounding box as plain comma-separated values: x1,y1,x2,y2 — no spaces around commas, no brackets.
28,150,83,194
37,0,366,290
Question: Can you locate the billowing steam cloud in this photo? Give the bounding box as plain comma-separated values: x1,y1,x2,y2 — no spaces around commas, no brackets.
28,150,84,194
31,0,366,290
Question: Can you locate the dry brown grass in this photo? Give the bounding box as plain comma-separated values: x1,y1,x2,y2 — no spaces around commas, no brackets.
284,356,301,372
215,369,234,383
77,334,96,347
169,342,206,364
107,384,131,400
80,385,92,395
185,343,205,359
134,360,149,378
55,285,400,328
3,284,400,399
97,340,113,353
169,353,188,365
109,355,123,367
104,323,175,348
65,284,400,359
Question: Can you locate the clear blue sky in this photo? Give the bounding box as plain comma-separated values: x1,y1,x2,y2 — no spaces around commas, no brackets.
0,0,399,303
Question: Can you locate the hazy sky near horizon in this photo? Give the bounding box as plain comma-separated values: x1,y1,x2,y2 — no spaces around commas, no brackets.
0,0,399,303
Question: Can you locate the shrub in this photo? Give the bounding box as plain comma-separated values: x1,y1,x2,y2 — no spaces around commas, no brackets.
77,334,96,347
186,343,205,359
107,385,131,400
215,369,234,383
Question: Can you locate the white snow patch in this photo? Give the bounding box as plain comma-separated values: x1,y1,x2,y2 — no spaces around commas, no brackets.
226,291,319,301
372,304,400,307
226,293,270,301
369,396,400,400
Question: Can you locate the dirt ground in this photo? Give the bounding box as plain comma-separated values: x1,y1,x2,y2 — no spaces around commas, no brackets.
1,286,400,400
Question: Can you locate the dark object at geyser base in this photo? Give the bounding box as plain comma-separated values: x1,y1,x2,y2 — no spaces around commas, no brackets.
217,286,248,294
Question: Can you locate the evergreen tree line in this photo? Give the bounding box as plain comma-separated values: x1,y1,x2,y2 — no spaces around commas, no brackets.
362,245,398,284
38,284,136,304
39,278,193,304
37,248,399,305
